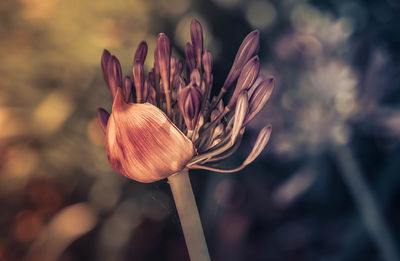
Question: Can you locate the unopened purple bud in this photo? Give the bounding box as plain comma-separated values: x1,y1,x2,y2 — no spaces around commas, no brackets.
154,47,160,76
156,33,171,93
202,50,213,85
170,56,176,83
147,83,157,104
101,49,111,84
185,42,196,78
190,19,203,69
148,70,156,89
231,91,249,143
97,108,110,134
107,55,123,100
173,75,186,92
133,61,145,102
178,83,203,130
134,41,148,65
242,125,271,166
143,78,149,102
244,77,274,125
227,56,260,110
222,30,260,91
123,76,132,102
210,109,220,122
176,60,183,75
190,69,201,87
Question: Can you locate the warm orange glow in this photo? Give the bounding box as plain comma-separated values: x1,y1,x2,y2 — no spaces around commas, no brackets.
87,117,105,147
13,211,44,242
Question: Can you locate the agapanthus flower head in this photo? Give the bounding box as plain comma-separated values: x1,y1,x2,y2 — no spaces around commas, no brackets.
98,20,274,182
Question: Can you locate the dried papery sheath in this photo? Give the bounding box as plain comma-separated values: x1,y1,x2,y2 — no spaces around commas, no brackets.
190,19,203,69
106,90,196,183
178,83,203,131
222,30,260,91
133,61,145,103
245,77,274,125
97,108,110,134
231,91,249,144
134,41,148,64
227,56,260,109
123,76,132,102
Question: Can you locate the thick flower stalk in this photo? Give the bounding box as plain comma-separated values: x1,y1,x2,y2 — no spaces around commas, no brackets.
98,20,274,260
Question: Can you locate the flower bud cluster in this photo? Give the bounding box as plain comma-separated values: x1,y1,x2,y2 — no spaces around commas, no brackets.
98,20,274,182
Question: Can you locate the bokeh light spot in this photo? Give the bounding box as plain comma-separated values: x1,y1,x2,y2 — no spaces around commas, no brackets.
33,91,73,134
87,117,105,147
26,180,63,215
159,0,192,16
2,146,38,180
13,210,44,242
89,178,121,212
174,14,214,51
246,1,277,29
50,203,97,239
212,0,242,8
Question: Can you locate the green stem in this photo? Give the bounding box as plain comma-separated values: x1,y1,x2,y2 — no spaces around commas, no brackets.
168,170,211,261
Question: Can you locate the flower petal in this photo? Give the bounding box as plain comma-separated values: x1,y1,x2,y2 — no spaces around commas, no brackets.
106,90,197,183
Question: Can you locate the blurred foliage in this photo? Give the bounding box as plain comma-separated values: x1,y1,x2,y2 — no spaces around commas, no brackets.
0,0,400,260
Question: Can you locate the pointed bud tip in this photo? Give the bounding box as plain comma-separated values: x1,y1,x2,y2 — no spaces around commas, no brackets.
251,55,260,64
157,33,169,41
102,49,111,56
191,19,201,25
251,29,260,37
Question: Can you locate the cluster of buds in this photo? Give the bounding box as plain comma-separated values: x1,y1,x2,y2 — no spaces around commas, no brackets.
98,20,274,183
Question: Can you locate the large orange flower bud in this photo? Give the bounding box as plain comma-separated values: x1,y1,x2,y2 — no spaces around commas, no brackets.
105,90,197,183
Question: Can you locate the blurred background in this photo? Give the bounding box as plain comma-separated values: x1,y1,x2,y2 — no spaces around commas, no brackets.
1,0,400,260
